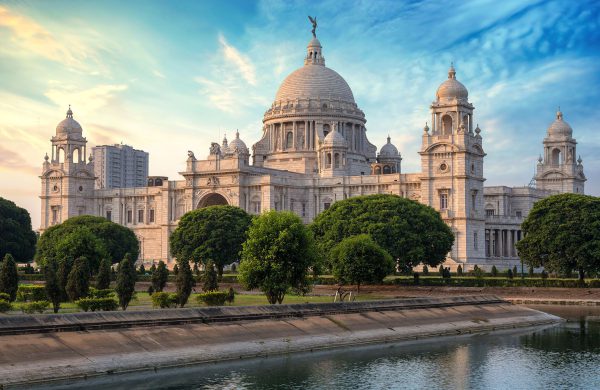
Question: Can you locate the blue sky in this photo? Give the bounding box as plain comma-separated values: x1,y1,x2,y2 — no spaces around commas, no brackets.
0,0,599,228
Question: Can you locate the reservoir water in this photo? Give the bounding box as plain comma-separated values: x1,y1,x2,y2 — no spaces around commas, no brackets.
39,305,600,390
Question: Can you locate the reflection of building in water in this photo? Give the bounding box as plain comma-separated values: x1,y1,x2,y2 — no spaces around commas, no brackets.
39,27,586,269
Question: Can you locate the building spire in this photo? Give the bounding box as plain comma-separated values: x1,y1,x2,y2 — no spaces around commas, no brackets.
66,104,73,118
448,62,456,79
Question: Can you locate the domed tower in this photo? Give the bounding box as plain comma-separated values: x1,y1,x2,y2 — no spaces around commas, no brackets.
372,136,402,174
40,106,95,231
534,109,585,193
318,123,349,177
420,65,486,265
252,29,376,176
224,130,250,167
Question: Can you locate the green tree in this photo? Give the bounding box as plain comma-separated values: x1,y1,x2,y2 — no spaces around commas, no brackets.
96,258,112,290
0,197,37,262
151,260,168,292
149,263,157,275
57,258,73,301
175,260,195,307
329,235,394,292
170,205,252,277
491,265,498,277
239,211,317,304
115,253,137,310
310,194,454,270
422,265,429,275
138,264,146,275
202,260,218,292
36,215,139,268
44,259,61,313
516,194,600,281
456,265,463,276
172,264,179,276
0,254,19,301
507,268,513,279
48,226,107,273
66,257,90,301
512,265,518,278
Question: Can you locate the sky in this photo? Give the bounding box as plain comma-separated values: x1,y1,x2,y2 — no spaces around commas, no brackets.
0,0,599,229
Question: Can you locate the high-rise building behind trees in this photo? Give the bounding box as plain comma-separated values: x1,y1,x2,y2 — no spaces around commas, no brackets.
92,144,149,189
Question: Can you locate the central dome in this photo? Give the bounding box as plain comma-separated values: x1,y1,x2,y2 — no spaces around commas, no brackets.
274,37,355,104
436,65,468,101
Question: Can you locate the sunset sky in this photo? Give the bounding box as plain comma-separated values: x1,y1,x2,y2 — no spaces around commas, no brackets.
1,0,599,229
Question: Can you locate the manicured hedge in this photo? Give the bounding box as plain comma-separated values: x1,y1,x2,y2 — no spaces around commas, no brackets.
16,284,47,302
21,301,50,314
75,298,118,312
196,291,229,306
151,292,178,308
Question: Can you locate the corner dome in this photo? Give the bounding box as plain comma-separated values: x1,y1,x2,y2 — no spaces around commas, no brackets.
547,110,573,137
436,64,468,101
56,106,82,136
323,129,347,147
379,136,399,157
227,131,249,154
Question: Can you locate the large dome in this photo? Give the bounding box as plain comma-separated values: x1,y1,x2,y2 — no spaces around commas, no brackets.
379,136,399,157
547,110,572,137
436,65,468,101
55,106,82,136
275,65,355,103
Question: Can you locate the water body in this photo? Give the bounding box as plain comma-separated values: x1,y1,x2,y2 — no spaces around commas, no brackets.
38,306,600,390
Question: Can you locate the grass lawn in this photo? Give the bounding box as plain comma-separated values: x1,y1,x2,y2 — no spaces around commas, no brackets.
6,290,386,315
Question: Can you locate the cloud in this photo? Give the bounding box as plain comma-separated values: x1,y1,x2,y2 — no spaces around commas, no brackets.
218,34,257,85
152,69,166,79
44,84,128,114
0,145,39,175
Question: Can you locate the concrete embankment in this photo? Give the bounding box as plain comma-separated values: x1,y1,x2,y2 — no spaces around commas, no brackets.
0,295,560,387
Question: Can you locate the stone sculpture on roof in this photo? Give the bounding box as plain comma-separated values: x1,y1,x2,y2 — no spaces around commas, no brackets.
308,16,317,37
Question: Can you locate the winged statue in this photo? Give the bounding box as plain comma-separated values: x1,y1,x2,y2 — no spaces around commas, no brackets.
308,16,317,37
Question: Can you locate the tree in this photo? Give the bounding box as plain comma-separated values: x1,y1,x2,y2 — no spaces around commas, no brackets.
57,258,73,301
36,215,139,269
172,264,179,276
51,227,108,272
152,260,169,292
115,253,137,310
310,194,454,270
202,260,218,292
193,263,200,277
0,197,37,263
512,265,518,278
422,265,429,275
456,265,463,276
44,259,61,313
149,263,157,275
96,258,112,290
66,257,90,301
0,254,19,301
169,205,252,277
239,211,317,304
491,265,498,277
138,264,146,275
329,235,394,292
507,268,513,279
516,194,600,281
175,260,195,307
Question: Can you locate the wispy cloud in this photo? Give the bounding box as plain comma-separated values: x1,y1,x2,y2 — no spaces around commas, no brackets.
44,84,128,114
218,34,257,85
0,145,39,175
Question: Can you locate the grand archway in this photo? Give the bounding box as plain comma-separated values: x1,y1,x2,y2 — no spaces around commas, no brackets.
197,193,228,208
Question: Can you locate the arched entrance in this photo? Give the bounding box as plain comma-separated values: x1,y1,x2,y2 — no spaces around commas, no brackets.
198,193,228,208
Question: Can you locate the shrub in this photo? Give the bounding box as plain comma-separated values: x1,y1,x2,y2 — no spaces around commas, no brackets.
202,260,219,292
0,292,10,301
438,264,444,276
175,260,195,307
528,265,534,277
226,287,235,304
152,260,169,292
471,265,485,279
138,264,146,275
422,265,429,276
147,285,154,295
16,284,47,302
66,257,90,301
21,300,50,314
76,297,118,312
96,258,112,290
413,272,420,285
541,270,548,279
491,265,498,277
456,265,463,276
196,291,228,306
0,254,19,301
0,299,11,313
88,288,114,299
507,269,513,279
151,292,178,308
513,266,518,278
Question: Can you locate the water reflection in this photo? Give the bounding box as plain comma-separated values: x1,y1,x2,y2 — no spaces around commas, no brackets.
38,306,600,390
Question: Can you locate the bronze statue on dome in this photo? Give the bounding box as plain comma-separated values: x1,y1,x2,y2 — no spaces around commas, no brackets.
308,16,317,37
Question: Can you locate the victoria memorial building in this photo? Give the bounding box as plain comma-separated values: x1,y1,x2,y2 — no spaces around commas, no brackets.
39,30,587,270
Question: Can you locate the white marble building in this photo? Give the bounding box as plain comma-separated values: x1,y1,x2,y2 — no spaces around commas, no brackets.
39,33,586,270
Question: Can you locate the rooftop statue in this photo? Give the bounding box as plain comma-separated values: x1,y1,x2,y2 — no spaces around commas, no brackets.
308,15,317,37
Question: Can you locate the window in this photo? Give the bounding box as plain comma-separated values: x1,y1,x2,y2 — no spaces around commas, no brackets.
127,210,132,223
471,190,477,210
485,209,495,216
334,153,340,168
106,210,112,221
324,203,331,210
149,209,155,223
301,203,306,217
286,132,294,149
439,193,448,210
51,207,59,224
474,232,478,250
138,209,144,223
516,210,522,218
252,201,261,214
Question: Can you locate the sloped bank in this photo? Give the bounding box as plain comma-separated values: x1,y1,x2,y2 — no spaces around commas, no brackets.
0,295,560,387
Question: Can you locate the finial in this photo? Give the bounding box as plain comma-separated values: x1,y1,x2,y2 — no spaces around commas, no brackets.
387,134,391,143
556,107,563,120
448,62,456,79
66,104,73,118
424,122,430,133
236,130,240,139
308,16,317,38
538,155,543,163
223,133,227,143
577,155,582,164
475,124,481,134
44,153,49,161
88,154,93,162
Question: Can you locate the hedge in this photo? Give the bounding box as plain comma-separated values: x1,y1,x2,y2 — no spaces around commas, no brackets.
75,298,119,312
16,285,47,302
0,299,11,313
151,292,179,308
21,301,50,314
196,291,229,306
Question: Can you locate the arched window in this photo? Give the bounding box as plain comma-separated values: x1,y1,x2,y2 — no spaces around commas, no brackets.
334,153,340,168
442,115,453,135
72,148,79,164
326,153,332,168
463,114,469,130
57,147,64,164
155,178,163,186
551,148,562,165
286,132,294,149
383,165,391,174
374,166,382,175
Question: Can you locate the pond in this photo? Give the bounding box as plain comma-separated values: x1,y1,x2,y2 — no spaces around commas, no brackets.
37,305,600,390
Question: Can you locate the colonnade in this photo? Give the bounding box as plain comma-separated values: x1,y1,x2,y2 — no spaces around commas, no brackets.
484,228,522,258
265,120,366,152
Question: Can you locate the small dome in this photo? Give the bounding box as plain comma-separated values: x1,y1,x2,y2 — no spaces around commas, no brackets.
436,64,468,101
323,129,347,147
547,110,573,137
379,136,399,157
56,106,82,136
228,131,249,154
